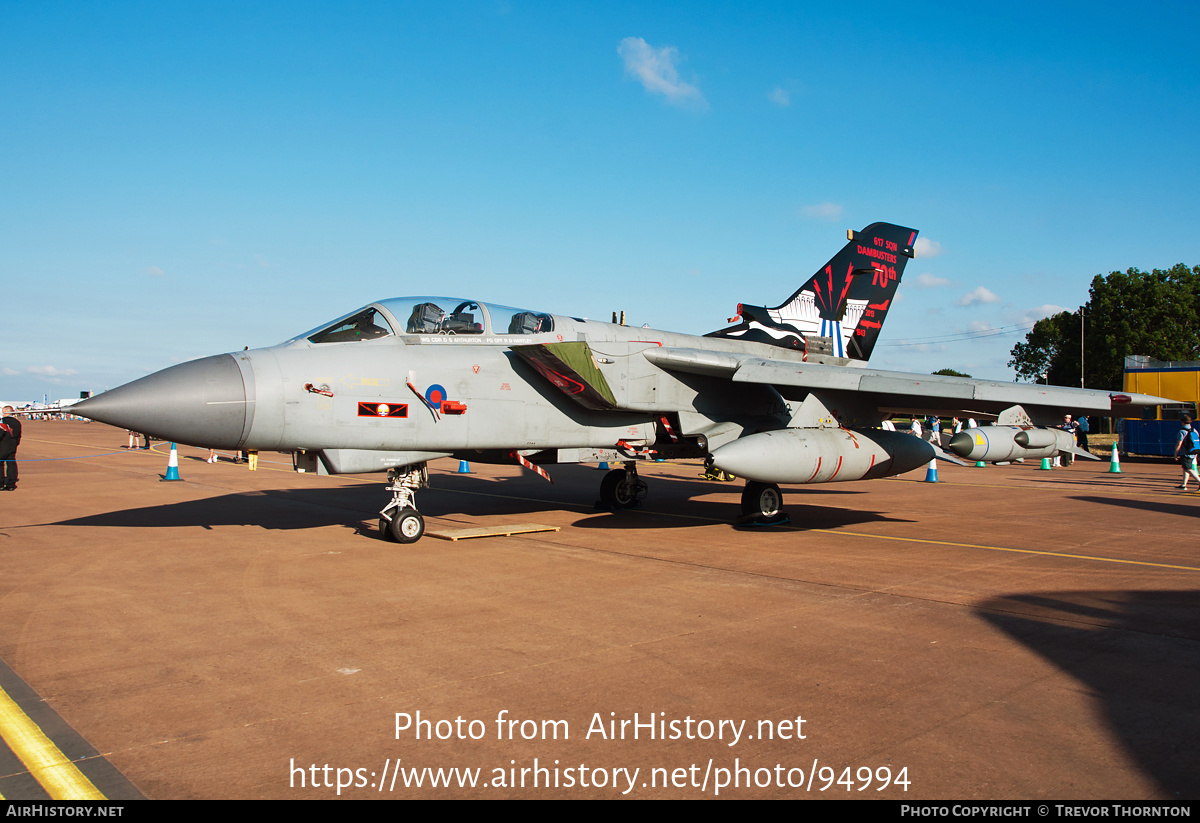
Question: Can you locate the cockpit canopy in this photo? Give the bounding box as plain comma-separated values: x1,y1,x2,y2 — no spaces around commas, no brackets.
298,297,555,344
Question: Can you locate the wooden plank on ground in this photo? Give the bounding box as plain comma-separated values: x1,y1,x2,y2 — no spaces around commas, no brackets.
426,523,560,542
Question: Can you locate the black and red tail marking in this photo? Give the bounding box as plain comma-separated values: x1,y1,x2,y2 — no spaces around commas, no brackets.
707,222,917,361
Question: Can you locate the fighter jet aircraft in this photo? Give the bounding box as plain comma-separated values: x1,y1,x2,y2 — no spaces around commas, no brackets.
73,222,1170,542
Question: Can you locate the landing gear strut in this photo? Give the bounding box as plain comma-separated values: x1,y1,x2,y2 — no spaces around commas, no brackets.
599,462,648,509
379,464,429,543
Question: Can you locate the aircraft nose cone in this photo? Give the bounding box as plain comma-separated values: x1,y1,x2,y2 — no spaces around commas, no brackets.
74,354,250,449
947,431,973,458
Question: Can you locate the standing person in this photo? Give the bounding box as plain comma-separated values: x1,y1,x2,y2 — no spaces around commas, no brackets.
927,415,941,446
1060,415,1078,465
1077,415,1090,453
0,405,21,491
909,417,922,439
1174,414,1200,491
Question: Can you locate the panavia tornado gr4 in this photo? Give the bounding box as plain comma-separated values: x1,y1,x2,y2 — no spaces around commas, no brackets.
73,223,1171,543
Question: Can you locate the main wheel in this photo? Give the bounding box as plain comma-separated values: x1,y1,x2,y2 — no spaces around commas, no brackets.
741,481,783,519
388,508,426,543
600,468,638,508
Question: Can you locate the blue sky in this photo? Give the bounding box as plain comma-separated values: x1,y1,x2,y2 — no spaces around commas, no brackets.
3,1,1198,402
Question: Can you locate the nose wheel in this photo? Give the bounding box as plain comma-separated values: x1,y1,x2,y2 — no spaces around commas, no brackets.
381,508,425,543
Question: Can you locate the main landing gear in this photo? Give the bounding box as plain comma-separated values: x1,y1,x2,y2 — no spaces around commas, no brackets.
598,462,648,509
379,464,429,543
740,481,786,523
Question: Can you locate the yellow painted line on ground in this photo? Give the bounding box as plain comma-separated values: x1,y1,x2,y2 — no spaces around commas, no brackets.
810,529,1200,573
0,684,105,800
23,436,152,454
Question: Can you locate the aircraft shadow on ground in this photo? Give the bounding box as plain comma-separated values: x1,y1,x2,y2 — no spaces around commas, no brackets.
1070,495,1200,519
975,590,1200,797
1012,474,1175,492
43,466,901,533
439,468,902,531
570,501,910,532
47,485,386,532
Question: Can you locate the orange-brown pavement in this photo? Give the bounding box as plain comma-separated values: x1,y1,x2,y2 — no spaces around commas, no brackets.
0,420,1196,799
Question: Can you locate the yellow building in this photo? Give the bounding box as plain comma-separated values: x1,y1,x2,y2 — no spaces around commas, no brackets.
1121,356,1198,454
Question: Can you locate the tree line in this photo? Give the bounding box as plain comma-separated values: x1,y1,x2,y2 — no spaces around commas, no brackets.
1008,264,1200,391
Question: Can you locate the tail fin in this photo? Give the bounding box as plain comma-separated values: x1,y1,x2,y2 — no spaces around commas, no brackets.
707,222,917,361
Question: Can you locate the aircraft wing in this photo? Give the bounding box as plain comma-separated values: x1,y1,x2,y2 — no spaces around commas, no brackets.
643,347,1173,418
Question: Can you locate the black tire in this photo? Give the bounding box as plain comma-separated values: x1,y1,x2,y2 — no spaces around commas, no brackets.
388,508,425,543
379,516,397,541
741,481,783,519
600,468,637,508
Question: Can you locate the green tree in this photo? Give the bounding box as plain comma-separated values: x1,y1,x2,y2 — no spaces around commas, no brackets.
1009,264,1200,390
1009,310,1082,386
1086,264,1200,390
932,368,972,378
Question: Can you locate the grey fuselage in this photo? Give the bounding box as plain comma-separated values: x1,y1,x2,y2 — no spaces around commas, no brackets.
73,295,1165,478
241,313,794,456
76,298,801,471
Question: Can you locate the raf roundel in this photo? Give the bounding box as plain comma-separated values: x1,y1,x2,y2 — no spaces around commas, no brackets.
425,384,446,406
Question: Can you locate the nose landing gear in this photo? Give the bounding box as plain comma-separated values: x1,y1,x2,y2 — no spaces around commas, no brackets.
379,464,430,543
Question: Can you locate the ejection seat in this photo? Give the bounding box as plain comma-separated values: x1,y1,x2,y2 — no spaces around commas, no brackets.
407,302,445,334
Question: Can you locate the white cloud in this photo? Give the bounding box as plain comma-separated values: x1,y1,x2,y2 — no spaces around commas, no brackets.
914,272,950,288
618,37,706,108
767,86,790,107
144,266,164,277
803,202,843,221
2,368,18,376
957,286,1001,306
1018,304,1068,324
27,365,78,377
968,320,996,332
914,237,943,258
